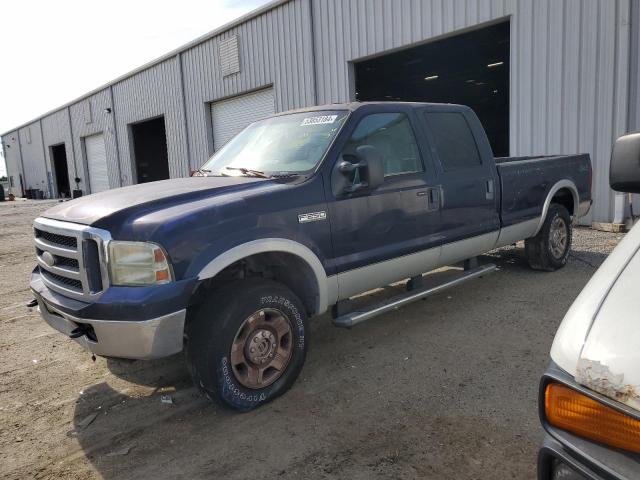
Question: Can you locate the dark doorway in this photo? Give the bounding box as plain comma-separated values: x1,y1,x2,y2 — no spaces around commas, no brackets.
130,117,170,183
50,144,71,198
355,21,510,157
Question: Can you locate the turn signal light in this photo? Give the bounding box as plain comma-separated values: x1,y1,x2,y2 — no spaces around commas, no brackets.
545,383,640,453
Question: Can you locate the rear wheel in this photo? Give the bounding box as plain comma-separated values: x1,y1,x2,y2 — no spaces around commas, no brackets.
186,278,308,411
525,203,572,271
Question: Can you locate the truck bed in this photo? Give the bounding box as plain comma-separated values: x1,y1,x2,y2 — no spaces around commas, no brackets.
495,154,591,228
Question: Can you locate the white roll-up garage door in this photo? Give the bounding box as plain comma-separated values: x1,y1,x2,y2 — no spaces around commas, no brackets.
211,87,275,151
84,133,110,193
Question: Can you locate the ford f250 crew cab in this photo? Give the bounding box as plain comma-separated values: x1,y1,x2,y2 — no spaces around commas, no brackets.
538,133,640,480
30,102,592,411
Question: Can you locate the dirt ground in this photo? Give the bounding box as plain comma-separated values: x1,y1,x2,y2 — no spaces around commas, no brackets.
0,199,623,479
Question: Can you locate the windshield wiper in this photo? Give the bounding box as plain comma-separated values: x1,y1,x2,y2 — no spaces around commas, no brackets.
224,167,270,178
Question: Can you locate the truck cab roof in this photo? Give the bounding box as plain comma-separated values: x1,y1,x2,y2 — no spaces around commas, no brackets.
273,101,473,117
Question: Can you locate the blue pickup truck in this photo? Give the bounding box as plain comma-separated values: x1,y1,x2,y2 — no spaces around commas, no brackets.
30,102,591,410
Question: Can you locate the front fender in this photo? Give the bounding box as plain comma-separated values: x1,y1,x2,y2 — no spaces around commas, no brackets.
192,238,337,315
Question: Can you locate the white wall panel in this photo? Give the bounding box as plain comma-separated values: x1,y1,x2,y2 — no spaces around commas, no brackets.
69,90,121,192
1,131,24,196
41,109,75,197
181,0,315,169
17,122,48,195
311,0,632,222
2,0,637,222
112,57,188,184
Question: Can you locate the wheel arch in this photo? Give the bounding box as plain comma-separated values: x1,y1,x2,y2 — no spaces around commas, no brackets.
533,180,579,236
196,239,334,316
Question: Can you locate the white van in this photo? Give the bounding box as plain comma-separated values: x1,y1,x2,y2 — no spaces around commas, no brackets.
538,133,640,480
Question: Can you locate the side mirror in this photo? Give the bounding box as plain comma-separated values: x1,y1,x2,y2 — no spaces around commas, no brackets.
610,133,640,193
332,145,384,196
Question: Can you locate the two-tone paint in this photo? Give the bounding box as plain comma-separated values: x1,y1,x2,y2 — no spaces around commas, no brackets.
31,102,592,360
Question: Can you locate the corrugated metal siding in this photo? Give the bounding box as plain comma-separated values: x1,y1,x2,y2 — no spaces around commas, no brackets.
1,131,24,195
41,109,75,196
631,0,640,132
181,0,315,168
312,0,632,223
211,87,275,149
3,0,637,223
17,122,48,194
70,90,121,191
112,57,188,184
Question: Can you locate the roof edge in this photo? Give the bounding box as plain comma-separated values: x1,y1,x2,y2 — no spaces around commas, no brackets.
1,0,291,137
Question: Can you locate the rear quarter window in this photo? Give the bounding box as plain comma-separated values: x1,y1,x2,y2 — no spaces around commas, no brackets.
424,112,481,171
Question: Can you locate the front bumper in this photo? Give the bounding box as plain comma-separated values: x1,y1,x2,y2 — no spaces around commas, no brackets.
31,268,193,360
539,434,618,480
36,296,185,359
538,364,640,480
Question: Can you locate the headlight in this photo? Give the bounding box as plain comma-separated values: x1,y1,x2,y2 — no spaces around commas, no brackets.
108,241,173,286
545,382,640,453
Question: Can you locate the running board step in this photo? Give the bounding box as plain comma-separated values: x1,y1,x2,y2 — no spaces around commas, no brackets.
332,264,497,328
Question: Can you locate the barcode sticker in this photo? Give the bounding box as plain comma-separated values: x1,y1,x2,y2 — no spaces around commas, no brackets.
300,115,338,126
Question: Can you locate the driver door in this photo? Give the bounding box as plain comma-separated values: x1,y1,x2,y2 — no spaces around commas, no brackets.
326,108,443,300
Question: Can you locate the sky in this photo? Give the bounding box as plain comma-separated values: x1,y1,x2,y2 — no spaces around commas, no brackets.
0,0,271,178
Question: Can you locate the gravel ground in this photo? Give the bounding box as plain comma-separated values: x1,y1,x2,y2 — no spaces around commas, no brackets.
0,199,624,479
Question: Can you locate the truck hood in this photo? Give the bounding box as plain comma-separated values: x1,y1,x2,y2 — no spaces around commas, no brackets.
551,222,640,411
41,176,267,226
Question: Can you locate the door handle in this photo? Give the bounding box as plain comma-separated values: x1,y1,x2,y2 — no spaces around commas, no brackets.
418,187,442,211
421,187,440,212
485,179,495,200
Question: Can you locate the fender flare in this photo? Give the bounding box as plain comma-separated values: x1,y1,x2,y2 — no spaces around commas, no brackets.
533,179,579,236
196,238,334,315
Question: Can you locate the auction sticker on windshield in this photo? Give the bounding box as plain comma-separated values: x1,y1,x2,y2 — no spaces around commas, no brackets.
300,115,338,126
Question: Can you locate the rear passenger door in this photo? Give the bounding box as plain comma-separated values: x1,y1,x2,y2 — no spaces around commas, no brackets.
420,109,500,264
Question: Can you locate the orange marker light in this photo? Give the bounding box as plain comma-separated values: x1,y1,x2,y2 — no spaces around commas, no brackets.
155,270,170,282
545,383,640,453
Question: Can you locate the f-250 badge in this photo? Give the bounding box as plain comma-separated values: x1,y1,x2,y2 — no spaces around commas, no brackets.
298,211,327,223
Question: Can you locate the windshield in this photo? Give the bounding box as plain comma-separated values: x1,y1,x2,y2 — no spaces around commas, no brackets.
200,110,349,176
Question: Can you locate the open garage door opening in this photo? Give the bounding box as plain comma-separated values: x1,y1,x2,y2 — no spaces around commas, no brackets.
50,144,71,198
131,116,170,184
355,21,510,157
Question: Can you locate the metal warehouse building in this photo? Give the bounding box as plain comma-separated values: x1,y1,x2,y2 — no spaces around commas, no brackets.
2,0,640,223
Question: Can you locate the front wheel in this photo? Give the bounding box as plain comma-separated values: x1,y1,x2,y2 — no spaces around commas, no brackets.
525,203,572,271
186,278,308,411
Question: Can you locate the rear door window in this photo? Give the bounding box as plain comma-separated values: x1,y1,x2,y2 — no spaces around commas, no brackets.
424,112,482,171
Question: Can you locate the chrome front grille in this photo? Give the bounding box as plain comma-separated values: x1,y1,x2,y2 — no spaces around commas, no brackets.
34,218,111,301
